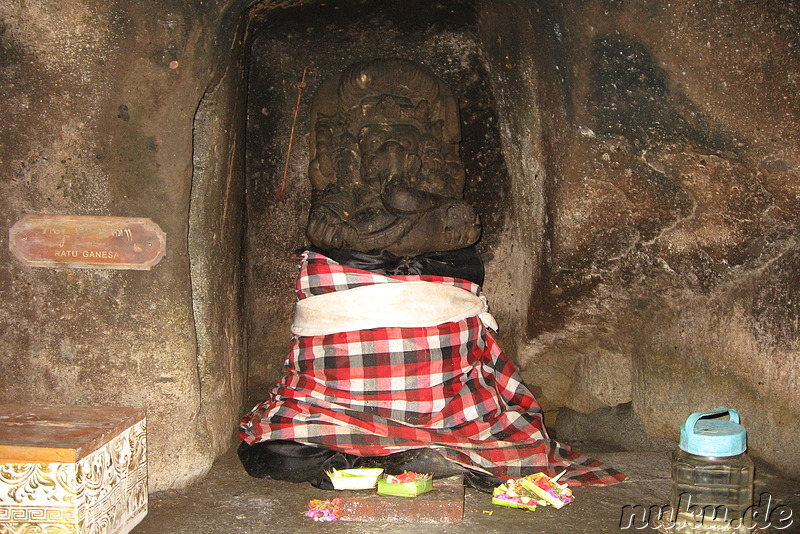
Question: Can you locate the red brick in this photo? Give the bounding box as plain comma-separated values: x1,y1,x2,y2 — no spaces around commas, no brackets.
338,475,464,523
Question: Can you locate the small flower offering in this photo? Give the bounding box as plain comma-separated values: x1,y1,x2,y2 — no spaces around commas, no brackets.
304,498,341,522
492,471,574,511
377,471,434,497
520,472,574,509
491,478,545,512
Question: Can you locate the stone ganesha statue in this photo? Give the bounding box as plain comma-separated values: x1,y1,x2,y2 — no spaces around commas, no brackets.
305,58,481,255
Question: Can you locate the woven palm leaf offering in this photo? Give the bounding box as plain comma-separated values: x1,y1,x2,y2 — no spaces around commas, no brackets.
376,471,434,497
326,468,385,490
492,470,574,511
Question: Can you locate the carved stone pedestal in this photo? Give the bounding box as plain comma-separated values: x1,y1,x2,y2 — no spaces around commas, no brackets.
0,405,147,534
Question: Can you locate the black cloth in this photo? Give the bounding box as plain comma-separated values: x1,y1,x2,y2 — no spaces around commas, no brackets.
238,440,358,490
237,440,498,492
302,245,485,286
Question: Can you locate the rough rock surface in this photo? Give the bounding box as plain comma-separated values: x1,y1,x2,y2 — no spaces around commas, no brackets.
0,0,250,490
515,0,800,477
1,0,797,491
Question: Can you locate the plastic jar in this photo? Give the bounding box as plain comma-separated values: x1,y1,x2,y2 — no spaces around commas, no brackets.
663,408,754,533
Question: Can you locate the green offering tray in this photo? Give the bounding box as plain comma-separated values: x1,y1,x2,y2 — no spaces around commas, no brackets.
490,495,539,511
377,477,434,497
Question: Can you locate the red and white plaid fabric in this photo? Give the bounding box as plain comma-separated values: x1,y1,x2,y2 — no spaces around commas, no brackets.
240,250,626,486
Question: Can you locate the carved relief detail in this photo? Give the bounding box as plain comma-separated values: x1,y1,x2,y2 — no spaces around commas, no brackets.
306,58,481,256
0,420,147,534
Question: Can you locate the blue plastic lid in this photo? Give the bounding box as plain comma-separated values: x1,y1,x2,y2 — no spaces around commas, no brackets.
680,407,747,457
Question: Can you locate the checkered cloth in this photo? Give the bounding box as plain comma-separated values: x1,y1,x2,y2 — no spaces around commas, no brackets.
240,250,626,486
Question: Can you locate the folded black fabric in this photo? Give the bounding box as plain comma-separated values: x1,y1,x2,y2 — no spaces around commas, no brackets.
302,245,485,286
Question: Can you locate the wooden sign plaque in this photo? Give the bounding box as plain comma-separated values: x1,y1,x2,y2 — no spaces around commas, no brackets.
9,214,166,270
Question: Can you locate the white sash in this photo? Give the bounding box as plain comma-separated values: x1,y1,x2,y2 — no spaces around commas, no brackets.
291,280,498,336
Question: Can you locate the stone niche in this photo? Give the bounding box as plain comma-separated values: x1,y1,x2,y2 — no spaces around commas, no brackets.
0,0,798,492
243,1,523,402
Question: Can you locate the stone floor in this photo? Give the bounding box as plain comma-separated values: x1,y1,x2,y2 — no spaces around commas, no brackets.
133,442,799,533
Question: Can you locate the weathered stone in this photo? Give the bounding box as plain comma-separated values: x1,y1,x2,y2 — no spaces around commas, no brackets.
1,0,798,495
555,403,676,452
338,476,464,523
506,0,800,476
305,58,480,255
568,347,633,414
0,0,249,492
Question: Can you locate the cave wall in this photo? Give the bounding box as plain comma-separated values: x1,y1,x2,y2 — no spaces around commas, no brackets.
1,0,797,494
0,0,250,490
505,0,800,476
188,14,249,472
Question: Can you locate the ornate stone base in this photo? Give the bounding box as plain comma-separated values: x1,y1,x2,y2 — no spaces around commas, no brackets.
0,405,147,534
